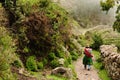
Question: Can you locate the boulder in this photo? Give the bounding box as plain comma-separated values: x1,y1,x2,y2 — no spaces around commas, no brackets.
58,58,65,65
51,67,73,79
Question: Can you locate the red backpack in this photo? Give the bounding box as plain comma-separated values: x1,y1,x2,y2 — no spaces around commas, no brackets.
84,48,93,58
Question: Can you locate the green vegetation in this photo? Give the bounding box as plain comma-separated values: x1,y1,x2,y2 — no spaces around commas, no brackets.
100,0,120,32
37,62,44,69
91,33,103,50
70,51,79,60
26,56,37,71
50,59,60,68
43,58,48,66
47,75,67,80
100,0,115,12
93,50,111,80
101,0,120,50
0,0,118,79
0,27,17,80
48,52,56,60
2,0,73,70
12,60,22,68
78,35,88,46
68,64,77,80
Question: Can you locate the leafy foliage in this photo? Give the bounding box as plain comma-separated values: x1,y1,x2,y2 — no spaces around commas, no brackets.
100,0,120,32
113,14,120,32
64,56,72,67
37,62,44,69
39,0,50,8
12,60,22,68
6,0,71,71
43,58,48,66
0,27,16,79
91,33,103,50
26,56,37,71
100,0,115,12
93,50,111,80
4,0,72,70
50,59,60,68
55,48,65,58
48,52,56,60
70,51,79,60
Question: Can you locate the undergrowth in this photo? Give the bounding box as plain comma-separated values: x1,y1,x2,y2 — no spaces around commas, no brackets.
93,50,111,80
0,27,17,80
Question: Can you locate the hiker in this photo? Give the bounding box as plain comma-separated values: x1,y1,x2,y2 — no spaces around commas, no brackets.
83,45,93,70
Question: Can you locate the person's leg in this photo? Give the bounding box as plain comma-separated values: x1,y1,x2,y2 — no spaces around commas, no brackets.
87,64,91,70
83,56,87,69
84,64,87,69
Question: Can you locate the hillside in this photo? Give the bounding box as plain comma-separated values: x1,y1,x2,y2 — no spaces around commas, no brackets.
52,0,116,28
0,0,83,80
0,0,120,80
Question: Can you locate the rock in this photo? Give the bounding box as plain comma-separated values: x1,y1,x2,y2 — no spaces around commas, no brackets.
19,68,24,74
100,45,120,80
51,67,73,79
58,58,65,65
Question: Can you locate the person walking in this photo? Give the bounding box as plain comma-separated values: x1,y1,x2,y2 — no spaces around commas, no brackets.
83,45,93,70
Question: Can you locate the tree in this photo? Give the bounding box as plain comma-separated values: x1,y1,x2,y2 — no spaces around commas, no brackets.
100,0,120,32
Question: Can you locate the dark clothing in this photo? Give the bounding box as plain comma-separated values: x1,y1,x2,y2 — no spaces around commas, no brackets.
83,55,93,65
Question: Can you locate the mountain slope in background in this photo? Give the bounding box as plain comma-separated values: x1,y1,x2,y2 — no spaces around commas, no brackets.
53,0,116,28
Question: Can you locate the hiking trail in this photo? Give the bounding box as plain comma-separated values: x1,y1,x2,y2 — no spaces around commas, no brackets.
73,25,111,80
74,55,101,80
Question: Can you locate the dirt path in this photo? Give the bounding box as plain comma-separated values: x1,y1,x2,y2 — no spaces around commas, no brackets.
74,56,101,80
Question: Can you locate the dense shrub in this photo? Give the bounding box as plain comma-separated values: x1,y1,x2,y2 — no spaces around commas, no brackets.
91,33,103,50
67,56,72,64
50,59,60,68
43,58,48,66
64,56,72,67
4,0,71,72
4,0,71,63
70,51,79,60
64,59,69,67
48,52,56,60
39,0,50,8
26,56,37,71
37,62,44,69
0,27,16,79
113,19,120,32
55,48,65,58
0,60,9,71
12,60,22,68
100,0,115,12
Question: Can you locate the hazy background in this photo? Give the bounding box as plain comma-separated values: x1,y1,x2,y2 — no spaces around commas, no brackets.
53,0,116,28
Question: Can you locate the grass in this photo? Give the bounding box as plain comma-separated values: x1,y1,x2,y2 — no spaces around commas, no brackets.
47,75,67,80
93,50,111,80
28,64,77,80
68,64,77,80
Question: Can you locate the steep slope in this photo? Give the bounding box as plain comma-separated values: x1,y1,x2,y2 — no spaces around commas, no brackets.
0,0,82,80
